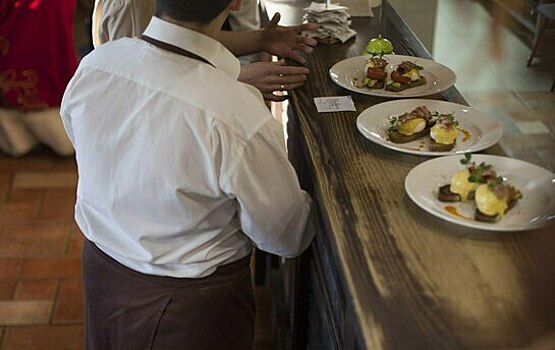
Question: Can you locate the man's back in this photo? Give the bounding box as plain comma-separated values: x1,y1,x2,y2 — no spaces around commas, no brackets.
61,19,313,278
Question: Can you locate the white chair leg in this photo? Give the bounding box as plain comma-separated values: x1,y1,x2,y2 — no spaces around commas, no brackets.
0,108,38,157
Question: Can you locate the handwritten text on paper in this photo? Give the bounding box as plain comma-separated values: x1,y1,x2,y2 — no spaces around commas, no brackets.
314,96,356,113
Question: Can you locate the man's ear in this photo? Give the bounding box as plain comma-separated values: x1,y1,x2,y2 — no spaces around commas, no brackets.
229,0,242,11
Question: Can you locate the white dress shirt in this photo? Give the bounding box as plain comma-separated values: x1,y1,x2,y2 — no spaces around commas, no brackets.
61,17,314,278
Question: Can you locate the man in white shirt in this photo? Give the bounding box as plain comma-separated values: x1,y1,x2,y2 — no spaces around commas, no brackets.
91,0,317,101
61,0,314,348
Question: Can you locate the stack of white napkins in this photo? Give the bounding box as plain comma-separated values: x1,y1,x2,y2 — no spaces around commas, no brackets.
303,2,357,44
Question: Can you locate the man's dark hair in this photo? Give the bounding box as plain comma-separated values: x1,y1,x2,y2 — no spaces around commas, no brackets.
156,0,232,23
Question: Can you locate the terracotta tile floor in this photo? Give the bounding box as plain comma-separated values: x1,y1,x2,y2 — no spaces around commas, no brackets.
0,151,84,349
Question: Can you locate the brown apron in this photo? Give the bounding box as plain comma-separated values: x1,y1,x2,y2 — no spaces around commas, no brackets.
83,240,254,350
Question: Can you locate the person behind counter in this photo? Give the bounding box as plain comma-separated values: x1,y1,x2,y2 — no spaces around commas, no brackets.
91,0,317,101
61,0,315,348
0,0,76,157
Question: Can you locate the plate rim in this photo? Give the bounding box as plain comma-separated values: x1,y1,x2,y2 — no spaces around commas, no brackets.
356,99,503,157
404,154,555,231
329,54,457,98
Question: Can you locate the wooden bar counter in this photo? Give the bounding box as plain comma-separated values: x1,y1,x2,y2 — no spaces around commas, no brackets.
266,1,555,349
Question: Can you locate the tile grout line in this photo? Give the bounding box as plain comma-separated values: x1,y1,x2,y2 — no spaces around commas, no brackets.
13,259,24,300
49,278,62,325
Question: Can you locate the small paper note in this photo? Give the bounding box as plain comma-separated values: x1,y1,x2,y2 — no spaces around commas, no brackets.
314,96,356,113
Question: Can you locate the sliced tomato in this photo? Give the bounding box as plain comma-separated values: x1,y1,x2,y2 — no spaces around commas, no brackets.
391,71,411,84
366,68,386,81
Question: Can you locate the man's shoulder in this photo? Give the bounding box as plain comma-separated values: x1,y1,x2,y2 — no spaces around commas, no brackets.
79,37,140,70
76,39,274,139
181,78,273,140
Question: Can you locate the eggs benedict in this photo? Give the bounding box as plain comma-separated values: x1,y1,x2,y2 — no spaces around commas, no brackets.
387,106,434,143
474,178,522,223
430,113,458,151
438,154,522,222
438,153,495,202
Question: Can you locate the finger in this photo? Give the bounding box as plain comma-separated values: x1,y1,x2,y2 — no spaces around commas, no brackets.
298,36,318,48
279,75,307,85
267,12,281,28
288,52,307,65
296,44,314,56
269,71,308,85
263,92,288,102
301,45,315,55
291,22,319,33
274,64,309,76
273,59,287,67
284,41,316,56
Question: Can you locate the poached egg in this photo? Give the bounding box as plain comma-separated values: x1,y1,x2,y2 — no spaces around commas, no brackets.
475,184,509,218
449,170,478,201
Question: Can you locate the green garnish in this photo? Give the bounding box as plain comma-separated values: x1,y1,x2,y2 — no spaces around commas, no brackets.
461,154,493,183
468,162,493,183
460,153,472,165
387,116,398,131
364,78,377,87
444,113,459,127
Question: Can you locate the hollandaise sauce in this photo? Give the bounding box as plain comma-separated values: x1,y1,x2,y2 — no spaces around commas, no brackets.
430,124,458,145
398,118,426,136
403,69,421,81
449,170,477,201
475,184,508,218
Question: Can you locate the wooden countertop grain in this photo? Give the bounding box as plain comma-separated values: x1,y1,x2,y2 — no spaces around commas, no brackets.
284,2,555,348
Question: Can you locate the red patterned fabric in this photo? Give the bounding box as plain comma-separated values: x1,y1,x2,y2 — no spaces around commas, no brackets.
0,0,78,111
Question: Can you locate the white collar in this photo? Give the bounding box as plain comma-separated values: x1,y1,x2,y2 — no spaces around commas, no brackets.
143,16,241,80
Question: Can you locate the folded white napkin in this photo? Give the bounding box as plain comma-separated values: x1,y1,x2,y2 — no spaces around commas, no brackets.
303,2,357,44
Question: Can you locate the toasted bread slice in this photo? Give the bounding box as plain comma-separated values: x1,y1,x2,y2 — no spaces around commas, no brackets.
368,80,385,89
438,185,461,202
388,127,430,143
430,139,456,152
438,184,475,202
386,76,427,92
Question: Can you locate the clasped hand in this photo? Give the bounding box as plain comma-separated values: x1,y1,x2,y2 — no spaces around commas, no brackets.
239,59,309,102
238,13,318,101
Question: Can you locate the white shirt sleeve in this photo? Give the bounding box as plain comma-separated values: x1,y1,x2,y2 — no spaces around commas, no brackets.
221,119,314,257
228,0,261,31
92,0,155,47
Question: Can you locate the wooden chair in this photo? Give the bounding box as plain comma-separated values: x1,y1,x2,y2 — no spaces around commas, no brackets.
527,3,555,67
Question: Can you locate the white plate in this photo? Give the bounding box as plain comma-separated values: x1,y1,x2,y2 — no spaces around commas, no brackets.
356,99,503,156
329,55,457,98
405,155,555,231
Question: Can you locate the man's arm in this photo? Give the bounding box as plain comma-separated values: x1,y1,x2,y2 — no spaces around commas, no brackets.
221,120,315,257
